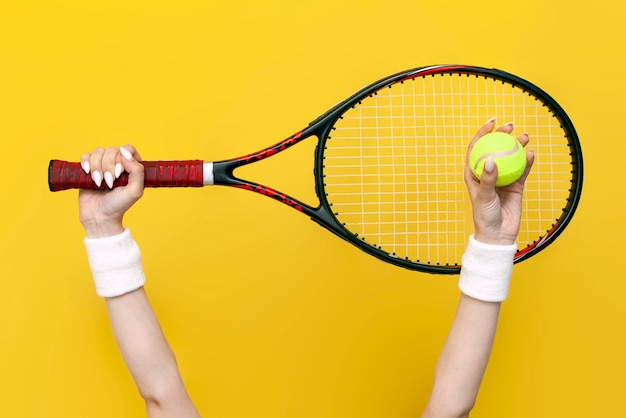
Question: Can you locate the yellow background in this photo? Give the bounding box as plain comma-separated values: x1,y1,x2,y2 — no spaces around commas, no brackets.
1,1,623,417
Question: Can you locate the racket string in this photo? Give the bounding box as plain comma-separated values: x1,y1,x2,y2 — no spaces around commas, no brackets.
322,72,573,266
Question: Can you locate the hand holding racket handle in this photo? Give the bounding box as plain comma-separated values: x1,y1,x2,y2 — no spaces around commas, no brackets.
48,160,208,191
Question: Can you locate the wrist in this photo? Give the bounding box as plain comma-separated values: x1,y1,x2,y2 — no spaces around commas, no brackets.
474,225,518,246
81,218,125,239
473,233,515,246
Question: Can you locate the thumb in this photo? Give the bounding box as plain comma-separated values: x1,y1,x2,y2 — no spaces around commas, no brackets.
476,157,498,201
119,146,145,200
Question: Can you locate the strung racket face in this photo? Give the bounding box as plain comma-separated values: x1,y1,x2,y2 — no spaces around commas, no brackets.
319,65,583,273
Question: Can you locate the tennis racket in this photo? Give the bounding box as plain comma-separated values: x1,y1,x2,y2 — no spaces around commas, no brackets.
49,64,583,274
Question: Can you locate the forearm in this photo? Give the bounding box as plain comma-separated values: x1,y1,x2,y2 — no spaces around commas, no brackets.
422,294,500,417
105,289,200,417
105,289,181,400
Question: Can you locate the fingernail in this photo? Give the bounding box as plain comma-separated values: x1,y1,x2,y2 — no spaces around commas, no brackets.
104,171,114,189
485,117,496,125
505,121,514,127
114,162,123,179
81,161,90,174
484,157,495,172
120,146,132,161
92,170,103,187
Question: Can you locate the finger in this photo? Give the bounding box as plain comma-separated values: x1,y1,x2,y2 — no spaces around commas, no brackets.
475,117,496,137
89,147,105,187
114,154,123,180
80,152,91,174
120,144,142,162
515,148,535,185
479,157,499,191
102,146,119,189
119,145,145,200
496,121,514,134
469,158,500,228
517,132,530,147
468,157,500,222
468,118,496,151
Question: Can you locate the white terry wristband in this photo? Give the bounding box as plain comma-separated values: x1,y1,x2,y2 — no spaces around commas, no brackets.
458,234,517,302
84,228,146,298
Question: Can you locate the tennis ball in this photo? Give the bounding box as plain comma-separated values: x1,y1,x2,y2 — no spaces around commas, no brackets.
469,132,527,187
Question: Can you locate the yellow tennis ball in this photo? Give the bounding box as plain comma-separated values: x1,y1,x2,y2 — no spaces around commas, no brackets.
469,132,527,186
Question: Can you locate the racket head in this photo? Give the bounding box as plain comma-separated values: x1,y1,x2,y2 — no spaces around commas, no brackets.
312,65,583,273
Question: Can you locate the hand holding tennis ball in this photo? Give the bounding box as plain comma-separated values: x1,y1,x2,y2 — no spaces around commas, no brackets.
465,120,535,246
469,131,527,187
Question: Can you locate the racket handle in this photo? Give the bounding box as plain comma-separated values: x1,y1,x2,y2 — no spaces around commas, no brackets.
48,160,206,191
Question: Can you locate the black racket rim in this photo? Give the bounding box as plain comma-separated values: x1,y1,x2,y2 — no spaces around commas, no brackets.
310,64,583,274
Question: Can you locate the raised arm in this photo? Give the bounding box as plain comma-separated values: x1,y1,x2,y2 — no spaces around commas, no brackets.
79,146,200,417
421,119,535,418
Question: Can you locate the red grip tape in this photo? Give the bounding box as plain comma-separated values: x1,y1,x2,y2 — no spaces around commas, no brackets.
48,160,205,191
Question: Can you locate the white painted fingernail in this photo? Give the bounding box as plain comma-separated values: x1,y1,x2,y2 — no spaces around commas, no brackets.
104,171,114,189
485,157,495,172
485,117,496,125
505,121,514,127
120,146,132,161
81,161,90,174
92,170,103,187
114,162,123,179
